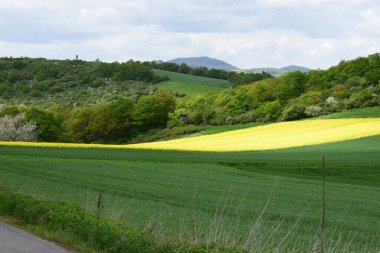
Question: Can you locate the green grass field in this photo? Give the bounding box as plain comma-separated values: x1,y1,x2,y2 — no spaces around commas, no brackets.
1,134,380,251
154,69,231,96
317,107,380,119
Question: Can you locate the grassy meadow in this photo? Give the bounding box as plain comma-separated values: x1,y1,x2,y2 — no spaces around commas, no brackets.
1,134,380,252
154,69,231,96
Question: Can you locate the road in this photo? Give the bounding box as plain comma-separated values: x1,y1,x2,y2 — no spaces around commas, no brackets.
0,221,71,253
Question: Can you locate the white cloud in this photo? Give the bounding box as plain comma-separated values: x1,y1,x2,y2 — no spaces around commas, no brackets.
0,0,379,69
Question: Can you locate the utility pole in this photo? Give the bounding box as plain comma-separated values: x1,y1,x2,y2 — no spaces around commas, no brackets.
320,155,326,253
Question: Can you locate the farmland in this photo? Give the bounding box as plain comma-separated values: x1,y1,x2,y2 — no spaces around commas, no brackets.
154,69,231,96
1,132,380,251
3,118,380,152
127,118,380,151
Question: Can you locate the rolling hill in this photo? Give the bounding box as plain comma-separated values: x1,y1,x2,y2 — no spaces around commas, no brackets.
281,65,311,72
246,65,311,77
153,69,231,96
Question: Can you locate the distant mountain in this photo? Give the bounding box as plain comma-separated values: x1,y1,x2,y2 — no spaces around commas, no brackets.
168,57,239,71
168,56,311,76
246,65,311,77
281,65,311,73
245,68,288,77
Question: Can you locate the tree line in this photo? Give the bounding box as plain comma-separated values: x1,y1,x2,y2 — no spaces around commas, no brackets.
0,90,176,143
0,53,379,144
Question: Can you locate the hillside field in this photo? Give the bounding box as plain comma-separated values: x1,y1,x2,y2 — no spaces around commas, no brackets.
0,138,379,251
154,69,231,96
1,109,380,251
127,118,380,151
5,117,379,152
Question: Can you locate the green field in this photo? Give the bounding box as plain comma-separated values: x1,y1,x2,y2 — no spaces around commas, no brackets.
317,107,380,119
1,133,380,252
154,69,231,96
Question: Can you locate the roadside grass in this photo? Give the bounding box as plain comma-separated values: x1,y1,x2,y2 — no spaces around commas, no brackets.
0,216,99,253
153,69,231,96
0,135,380,251
0,188,246,253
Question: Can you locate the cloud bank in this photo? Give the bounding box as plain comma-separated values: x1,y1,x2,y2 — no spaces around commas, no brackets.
0,0,379,69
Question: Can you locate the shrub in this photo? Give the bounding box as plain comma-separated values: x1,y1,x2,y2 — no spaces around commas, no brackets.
280,104,306,121
347,90,376,109
305,105,323,117
257,100,282,122
326,96,338,105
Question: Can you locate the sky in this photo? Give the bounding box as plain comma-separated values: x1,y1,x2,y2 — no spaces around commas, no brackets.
0,0,379,69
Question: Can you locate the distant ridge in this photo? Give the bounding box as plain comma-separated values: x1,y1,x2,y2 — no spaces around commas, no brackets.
168,56,239,71
246,65,311,77
167,56,311,76
281,65,311,73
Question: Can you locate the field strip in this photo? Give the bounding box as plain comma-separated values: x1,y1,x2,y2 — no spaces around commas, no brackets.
1,118,380,152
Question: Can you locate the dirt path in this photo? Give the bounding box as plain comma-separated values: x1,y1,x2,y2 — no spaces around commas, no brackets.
0,221,71,253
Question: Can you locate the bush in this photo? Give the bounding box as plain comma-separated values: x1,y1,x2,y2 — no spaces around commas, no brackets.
346,90,376,109
305,105,323,117
257,100,282,122
280,104,306,121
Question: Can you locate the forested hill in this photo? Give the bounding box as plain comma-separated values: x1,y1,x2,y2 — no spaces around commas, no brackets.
0,57,273,107
0,58,164,107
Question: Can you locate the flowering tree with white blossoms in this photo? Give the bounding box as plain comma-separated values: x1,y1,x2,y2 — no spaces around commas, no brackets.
0,114,37,141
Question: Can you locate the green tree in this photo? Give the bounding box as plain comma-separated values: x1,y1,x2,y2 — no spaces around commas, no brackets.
258,100,283,122
66,107,93,143
24,107,64,142
133,95,171,129
277,71,306,101
280,103,306,121
297,91,324,106
108,98,135,139
330,84,349,99
178,63,190,74
154,90,176,111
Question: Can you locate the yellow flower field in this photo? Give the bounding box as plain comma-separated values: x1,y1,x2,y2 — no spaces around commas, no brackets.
1,118,380,152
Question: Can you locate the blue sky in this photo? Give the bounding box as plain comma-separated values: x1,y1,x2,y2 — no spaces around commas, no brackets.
0,0,379,69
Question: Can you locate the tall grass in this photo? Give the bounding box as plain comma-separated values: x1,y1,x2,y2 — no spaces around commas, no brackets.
1,183,378,253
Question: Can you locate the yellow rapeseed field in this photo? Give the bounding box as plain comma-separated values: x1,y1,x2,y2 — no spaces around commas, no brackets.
1,118,380,152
